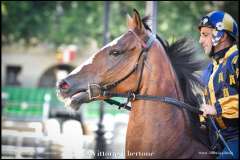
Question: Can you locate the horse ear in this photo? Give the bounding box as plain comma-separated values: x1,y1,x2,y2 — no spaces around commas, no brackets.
132,9,145,33
127,14,134,29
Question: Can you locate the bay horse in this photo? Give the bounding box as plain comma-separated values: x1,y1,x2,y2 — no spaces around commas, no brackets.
57,9,213,158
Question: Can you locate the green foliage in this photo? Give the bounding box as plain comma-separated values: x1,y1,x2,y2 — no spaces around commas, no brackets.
156,1,221,43
2,1,239,49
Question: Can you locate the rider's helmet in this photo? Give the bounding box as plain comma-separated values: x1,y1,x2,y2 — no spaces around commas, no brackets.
198,11,238,46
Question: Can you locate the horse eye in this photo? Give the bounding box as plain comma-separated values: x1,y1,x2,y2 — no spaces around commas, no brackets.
110,50,122,56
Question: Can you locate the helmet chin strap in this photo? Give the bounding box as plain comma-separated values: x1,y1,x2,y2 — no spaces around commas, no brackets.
209,47,215,58
209,38,217,58
209,33,225,58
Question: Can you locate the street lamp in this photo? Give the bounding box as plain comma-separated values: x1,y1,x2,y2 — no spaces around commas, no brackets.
94,1,110,159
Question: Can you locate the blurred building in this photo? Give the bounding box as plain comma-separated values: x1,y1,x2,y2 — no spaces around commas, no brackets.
1,41,98,88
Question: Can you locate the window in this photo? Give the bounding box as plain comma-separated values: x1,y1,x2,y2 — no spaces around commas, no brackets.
5,66,22,86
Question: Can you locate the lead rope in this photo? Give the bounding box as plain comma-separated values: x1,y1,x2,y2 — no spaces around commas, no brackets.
198,94,234,158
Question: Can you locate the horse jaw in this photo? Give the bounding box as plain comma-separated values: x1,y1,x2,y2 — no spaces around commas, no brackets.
59,91,91,111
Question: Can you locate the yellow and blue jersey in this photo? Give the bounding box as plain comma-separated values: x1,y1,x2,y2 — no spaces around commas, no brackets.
201,44,239,139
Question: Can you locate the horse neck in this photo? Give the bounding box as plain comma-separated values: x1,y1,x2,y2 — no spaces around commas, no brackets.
137,39,183,104
130,40,189,137
126,37,210,158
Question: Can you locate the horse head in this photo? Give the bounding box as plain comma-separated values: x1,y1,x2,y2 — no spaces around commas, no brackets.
57,9,151,110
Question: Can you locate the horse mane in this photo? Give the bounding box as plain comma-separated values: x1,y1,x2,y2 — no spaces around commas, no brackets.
142,16,206,104
142,16,209,145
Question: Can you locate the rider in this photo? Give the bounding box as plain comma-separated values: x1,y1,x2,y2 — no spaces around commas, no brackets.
198,11,239,159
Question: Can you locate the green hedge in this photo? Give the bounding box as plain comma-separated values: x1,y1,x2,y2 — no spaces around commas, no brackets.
2,86,128,121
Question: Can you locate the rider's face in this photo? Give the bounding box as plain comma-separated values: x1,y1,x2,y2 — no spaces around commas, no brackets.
199,27,213,55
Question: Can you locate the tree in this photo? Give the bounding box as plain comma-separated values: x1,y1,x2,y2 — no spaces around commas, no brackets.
2,1,238,49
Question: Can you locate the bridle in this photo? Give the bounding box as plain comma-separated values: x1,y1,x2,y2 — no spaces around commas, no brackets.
103,30,153,94
87,29,152,103
86,30,203,115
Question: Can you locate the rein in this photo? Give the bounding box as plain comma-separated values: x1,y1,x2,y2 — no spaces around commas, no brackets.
88,83,203,115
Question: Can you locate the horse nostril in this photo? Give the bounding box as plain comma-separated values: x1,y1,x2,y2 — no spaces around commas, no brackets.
59,81,70,91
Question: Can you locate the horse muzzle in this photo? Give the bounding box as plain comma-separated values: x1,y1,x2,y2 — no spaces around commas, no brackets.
56,80,89,110
56,81,107,110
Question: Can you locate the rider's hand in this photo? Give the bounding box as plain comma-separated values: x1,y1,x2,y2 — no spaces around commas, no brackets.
200,104,217,117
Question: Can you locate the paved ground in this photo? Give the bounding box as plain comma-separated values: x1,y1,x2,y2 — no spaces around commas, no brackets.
2,113,129,159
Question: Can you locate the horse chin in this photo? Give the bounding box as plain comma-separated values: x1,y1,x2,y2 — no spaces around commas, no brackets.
64,92,91,111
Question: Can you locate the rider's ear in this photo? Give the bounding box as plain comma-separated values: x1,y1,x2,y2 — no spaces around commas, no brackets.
220,32,228,43
132,9,145,33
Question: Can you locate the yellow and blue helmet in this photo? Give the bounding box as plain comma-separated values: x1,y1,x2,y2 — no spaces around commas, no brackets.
198,11,238,46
